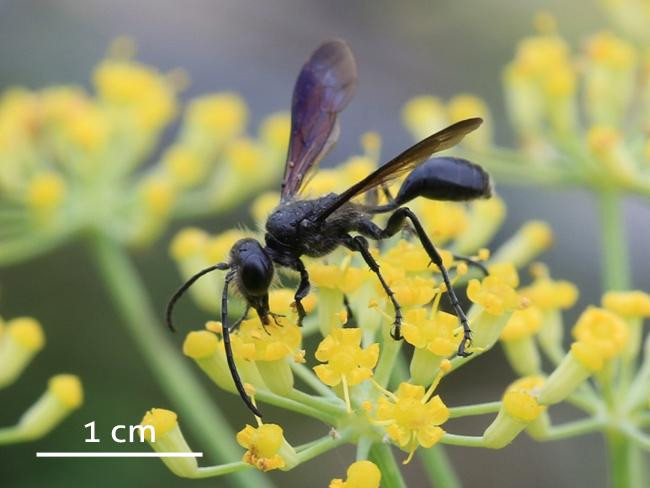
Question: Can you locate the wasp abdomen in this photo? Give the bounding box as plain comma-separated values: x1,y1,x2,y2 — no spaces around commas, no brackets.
394,156,492,205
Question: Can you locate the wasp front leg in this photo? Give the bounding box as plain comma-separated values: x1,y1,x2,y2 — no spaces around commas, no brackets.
291,259,310,327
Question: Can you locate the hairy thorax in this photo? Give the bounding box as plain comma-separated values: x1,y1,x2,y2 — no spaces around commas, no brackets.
265,194,368,258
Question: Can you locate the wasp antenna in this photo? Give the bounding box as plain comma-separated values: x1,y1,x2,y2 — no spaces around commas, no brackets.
165,262,230,332
221,270,263,418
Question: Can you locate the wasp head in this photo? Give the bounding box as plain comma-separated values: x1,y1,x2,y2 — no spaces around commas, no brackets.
230,238,274,323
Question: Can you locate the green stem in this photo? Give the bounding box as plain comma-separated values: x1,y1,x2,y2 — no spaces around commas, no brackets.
0,427,24,445
255,390,340,425
606,430,642,488
597,191,630,291
295,428,352,463
194,462,250,479
440,434,485,447
449,401,501,418
356,435,373,461
287,389,346,419
621,423,650,452
419,445,462,488
369,443,407,488
86,231,272,488
537,417,605,441
290,362,338,399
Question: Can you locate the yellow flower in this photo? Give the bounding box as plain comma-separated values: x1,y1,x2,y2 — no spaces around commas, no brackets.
329,460,381,488
402,308,459,357
0,317,46,388
380,239,432,273
401,95,447,140
141,408,198,478
467,275,520,316
162,144,205,187
483,376,546,448
186,92,247,142
231,318,301,362
314,328,379,387
236,423,297,471
416,200,468,245
491,221,554,267
520,275,577,310
258,111,290,153
602,290,650,317
390,276,438,308
251,191,280,224
376,383,449,458
500,306,543,342
572,306,628,360
26,172,66,218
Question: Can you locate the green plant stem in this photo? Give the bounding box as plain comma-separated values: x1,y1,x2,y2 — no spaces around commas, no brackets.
0,426,24,445
419,445,462,488
287,389,346,419
607,430,642,488
290,362,339,399
194,462,250,479
369,443,407,488
440,434,485,447
538,417,605,441
86,231,272,488
295,428,352,463
356,435,373,461
597,190,630,291
255,390,340,425
449,401,501,418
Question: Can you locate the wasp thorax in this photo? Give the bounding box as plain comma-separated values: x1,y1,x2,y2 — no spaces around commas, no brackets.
231,238,274,296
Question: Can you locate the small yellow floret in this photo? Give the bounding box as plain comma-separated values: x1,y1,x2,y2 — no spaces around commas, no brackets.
572,306,628,359
467,276,521,315
48,374,83,409
259,111,290,152
27,173,66,214
187,92,247,140
502,376,545,422
169,228,208,260
141,408,178,440
183,331,219,359
251,192,280,223
500,306,543,341
570,341,604,373
163,145,204,187
602,290,650,317
236,423,286,471
8,317,45,351
329,460,381,488
140,176,176,216
314,328,379,387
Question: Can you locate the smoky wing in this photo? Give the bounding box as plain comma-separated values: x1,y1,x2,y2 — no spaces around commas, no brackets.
314,117,483,222
280,39,357,200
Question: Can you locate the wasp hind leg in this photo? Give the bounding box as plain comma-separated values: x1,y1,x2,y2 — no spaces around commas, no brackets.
358,208,472,357
291,259,310,327
342,234,403,340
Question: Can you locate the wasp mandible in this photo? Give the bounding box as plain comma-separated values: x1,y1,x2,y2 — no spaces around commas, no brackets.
167,40,492,417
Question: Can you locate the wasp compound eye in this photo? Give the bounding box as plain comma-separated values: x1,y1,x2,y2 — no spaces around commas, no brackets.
231,238,274,296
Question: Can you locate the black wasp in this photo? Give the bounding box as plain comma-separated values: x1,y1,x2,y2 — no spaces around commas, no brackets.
167,40,492,417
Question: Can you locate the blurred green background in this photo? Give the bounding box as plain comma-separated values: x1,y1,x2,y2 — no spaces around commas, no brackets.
1,0,648,486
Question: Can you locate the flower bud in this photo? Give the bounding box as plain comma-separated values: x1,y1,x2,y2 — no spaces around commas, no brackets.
0,317,45,388
141,408,198,478
17,374,83,440
500,307,543,376
483,376,545,448
330,460,381,488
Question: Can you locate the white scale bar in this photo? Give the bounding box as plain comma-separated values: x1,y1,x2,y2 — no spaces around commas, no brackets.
36,452,203,458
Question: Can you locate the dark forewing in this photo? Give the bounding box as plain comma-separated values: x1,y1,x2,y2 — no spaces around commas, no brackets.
314,117,483,222
281,40,357,200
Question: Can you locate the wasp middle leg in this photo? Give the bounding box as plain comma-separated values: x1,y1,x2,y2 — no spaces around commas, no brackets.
342,234,403,340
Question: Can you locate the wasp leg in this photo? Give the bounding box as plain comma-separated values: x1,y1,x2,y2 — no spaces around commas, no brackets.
221,270,262,417
342,234,403,340
343,294,355,326
230,304,251,331
452,253,489,277
292,259,310,327
358,208,472,357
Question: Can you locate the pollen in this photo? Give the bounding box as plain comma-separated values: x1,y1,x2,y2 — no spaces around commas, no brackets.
236,423,287,471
